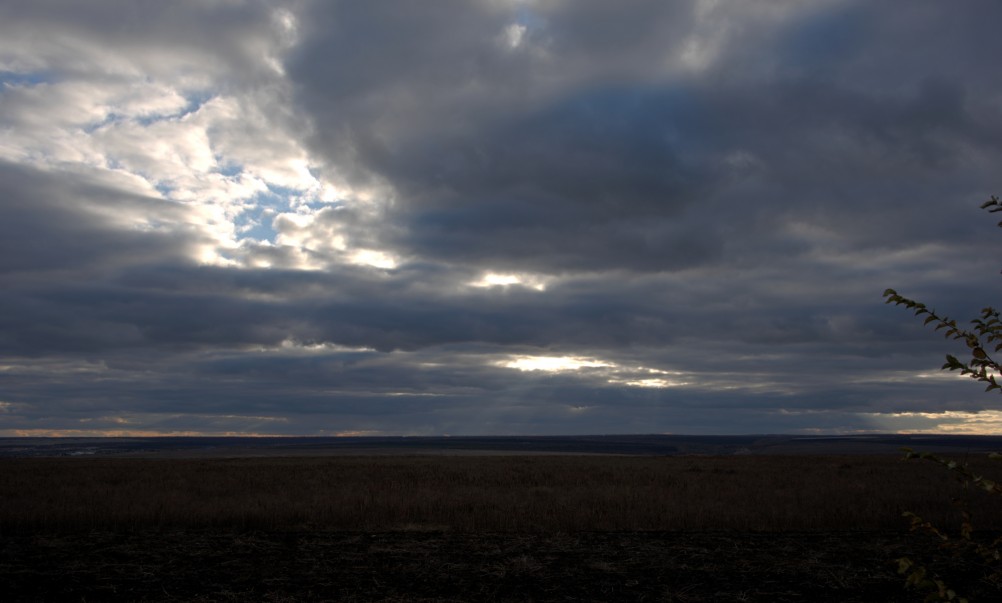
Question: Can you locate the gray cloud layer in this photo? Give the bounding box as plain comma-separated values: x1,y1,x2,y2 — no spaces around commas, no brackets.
2,1,1001,435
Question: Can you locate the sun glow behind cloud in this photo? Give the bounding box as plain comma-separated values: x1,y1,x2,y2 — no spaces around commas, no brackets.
866,410,1002,435
608,376,691,388
501,355,612,372
349,249,399,270
498,355,691,389
471,272,549,291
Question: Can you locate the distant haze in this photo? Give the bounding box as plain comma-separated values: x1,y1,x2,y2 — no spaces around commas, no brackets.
2,1,1001,436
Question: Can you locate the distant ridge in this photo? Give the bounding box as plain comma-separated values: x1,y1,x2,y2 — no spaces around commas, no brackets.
3,433,1002,458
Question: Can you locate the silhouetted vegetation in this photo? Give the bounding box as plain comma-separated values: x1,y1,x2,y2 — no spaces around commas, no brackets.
883,195,1002,601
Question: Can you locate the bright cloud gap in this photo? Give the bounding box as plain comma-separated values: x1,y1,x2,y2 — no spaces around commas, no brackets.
499,355,690,389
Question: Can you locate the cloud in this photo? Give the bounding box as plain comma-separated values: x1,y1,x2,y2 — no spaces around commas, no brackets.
0,161,203,275
2,1,1002,436
286,1,1002,276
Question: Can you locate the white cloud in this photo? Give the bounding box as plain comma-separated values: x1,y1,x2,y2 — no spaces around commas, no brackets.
0,3,395,272
501,23,527,49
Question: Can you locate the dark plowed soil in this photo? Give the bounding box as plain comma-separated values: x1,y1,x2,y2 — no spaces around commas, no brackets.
3,530,996,602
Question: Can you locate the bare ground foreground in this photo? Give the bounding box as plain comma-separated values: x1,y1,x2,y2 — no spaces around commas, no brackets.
3,448,1002,601
2,530,990,602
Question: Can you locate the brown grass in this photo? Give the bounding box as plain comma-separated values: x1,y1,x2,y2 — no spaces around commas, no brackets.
2,454,999,533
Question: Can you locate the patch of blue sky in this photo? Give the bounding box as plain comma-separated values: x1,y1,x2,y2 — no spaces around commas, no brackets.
300,198,340,211
76,86,212,132
132,113,165,127
179,90,214,115
132,90,214,126
263,183,303,199
264,182,333,210
0,70,55,88
216,162,243,178
235,209,278,243
153,182,175,198
221,170,341,242
82,112,126,134
234,186,295,243
514,4,545,29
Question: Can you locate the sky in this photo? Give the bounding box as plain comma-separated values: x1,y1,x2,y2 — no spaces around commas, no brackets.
2,0,1002,437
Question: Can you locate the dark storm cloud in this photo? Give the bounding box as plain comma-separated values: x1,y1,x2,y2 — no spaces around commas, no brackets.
0,0,280,81
1,259,682,358
288,1,1002,275
286,1,717,272
0,162,201,276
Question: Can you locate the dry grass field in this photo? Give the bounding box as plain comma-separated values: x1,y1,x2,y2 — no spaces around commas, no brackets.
2,454,1001,601
2,454,999,533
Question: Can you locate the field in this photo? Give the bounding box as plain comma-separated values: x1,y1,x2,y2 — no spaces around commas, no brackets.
3,453,1002,601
